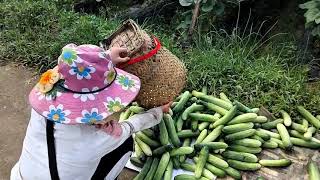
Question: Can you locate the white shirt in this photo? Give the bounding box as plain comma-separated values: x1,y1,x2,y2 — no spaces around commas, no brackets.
11,108,163,180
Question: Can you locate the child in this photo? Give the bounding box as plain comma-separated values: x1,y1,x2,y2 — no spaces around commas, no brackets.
10,43,171,180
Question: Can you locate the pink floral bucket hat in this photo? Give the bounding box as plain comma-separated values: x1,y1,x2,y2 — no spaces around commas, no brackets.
29,43,141,124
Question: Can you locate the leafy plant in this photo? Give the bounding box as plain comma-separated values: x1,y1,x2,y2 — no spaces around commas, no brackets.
300,0,320,37
177,0,239,32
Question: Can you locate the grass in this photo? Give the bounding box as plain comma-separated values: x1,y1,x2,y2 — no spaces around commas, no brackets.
0,0,118,71
1,0,319,115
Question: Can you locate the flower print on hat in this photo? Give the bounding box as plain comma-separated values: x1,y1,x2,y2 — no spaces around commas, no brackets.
115,73,140,92
104,97,125,113
59,46,82,66
76,108,106,124
69,64,96,80
43,104,71,123
104,62,116,85
73,87,99,102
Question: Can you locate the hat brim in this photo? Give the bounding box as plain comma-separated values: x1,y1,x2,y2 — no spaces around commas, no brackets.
29,68,140,124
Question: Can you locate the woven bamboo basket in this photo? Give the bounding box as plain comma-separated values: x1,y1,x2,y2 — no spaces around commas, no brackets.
100,19,186,108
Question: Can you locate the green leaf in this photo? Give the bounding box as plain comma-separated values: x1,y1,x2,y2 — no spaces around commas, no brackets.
305,9,320,23
213,1,225,16
299,1,318,10
179,0,193,6
311,25,320,37
201,0,215,12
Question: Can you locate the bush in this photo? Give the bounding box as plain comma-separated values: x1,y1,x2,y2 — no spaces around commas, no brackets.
0,0,118,71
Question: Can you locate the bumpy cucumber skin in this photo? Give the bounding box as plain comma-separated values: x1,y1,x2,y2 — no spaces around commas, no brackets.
225,129,256,141
195,146,209,178
223,122,254,134
182,103,204,120
153,152,170,180
163,160,173,180
164,114,181,147
212,106,238,128
261,119,284,129
202,125,224,143
276,123,293,150
222,150,258,163
232,138,262,148
280,110,292,127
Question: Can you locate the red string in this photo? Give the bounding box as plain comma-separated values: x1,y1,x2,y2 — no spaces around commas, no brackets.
117,36,161,69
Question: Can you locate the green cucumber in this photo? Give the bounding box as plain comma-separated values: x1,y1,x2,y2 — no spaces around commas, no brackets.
255,129,271,141
228,160,261,171
202,86,208,94
291,122,308,133
229,145,262,154
194,157,226,177
194,142,228,151
308,161,320,180
223,122,254,134
159,119,169,145
195,146,209,178
222,150,258,163
297,106,320,129
176,115,184,132
189,113,219,122
142,129,156,139
220,92,232,104
173,91,191,113
233,100,253,113
251,108,260,113
190,97,198,103
261,119,284,129
254,123,262,129
228,113,258,125
191,119,198,131
177,129,200,138
134,140,145,159
174,174,197,180
129,106,145,113
207,154,229,169
170,147,194,156
135,136,152,156
202,125,224,143
130,157,144,168
180,138,191,163
119,108,131,121
280,110,292,127
224,167,242,180
182,103,204,120
290,137,320,149
270,137,285,149
172,156,180,168
232,138,262,148
259,159,292,167
251,135,265,143
198,122,210,131
154,152,170,180
133,157,153,180
152,144,174,156
163,160,173,180
225,129,256,141
164,114,181,147
304,127,317,140
168,108,173,116
303,119,309,128
144,158,160,180
257,128,280,139
180,162,215,180
262,140,278,149
195,129,208,144
212,106,238,128
199,100,228,115
253,116,268,123
276,123,292,150
289,129,310,141
171,102,178,108
198,95,233,110
136,131,160,148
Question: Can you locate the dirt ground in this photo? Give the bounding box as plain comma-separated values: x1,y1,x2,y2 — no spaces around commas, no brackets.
0,64,36,179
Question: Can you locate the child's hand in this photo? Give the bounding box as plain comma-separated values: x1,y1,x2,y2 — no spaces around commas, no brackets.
110,47,130,65
161,101,173,113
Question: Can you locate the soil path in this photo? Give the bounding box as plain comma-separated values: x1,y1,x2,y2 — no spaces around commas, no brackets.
0,64,36,179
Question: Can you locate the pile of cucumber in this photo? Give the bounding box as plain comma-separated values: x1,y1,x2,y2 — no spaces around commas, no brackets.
121,89,320,180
